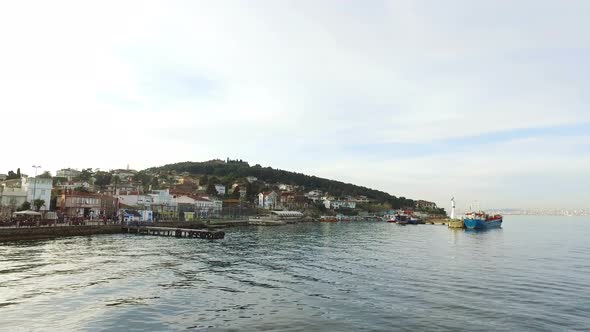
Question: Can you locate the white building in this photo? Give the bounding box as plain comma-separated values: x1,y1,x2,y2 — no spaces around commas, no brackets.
174,195,196,205
258,191,279,209
149,189,174,206
304,189,323,202
0,185,27,210
246,176,258,183
0,177,52,211
323,199,356,210
215,184,226,195
23,177,52,211
116,194,154,207
278,183,295,191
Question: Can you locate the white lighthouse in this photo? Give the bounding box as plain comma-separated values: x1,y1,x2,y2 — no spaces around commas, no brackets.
450,197,456,219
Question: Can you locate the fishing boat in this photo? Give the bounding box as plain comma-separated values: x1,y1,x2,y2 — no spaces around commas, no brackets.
463,212,503,229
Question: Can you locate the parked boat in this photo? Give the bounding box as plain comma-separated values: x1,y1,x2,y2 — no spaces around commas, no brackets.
463,212,503,229
319,216,338,222
409,216,422,224
396,214,410,225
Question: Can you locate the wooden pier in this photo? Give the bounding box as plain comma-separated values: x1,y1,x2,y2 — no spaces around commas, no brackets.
124,226,225,240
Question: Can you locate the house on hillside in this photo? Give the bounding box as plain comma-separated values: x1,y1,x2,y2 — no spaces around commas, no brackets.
246,176,258,183
304,190,323,202
112,169,138,182
415,200,437,209
278,184,294,191
258,191,279,209
115,194,154,208
324,199,356,210
56,168,81,181
215,184,226,195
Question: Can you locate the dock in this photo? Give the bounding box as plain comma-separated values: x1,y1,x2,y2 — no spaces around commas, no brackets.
426,218,449,225
425,218,465,229
448,219,465,229
124,226,225,239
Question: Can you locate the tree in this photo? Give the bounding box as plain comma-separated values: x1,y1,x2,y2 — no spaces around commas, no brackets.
206,183,217,196
245,182,256,202
33,199,45,211
76,168,94,182
231,186,241,199
75,186,89,193
94,171,112,190
133,171,152,187
112,175,120,194
6,170,19,180
16,168,21,178
151,177,160,190
53,177,68,187
17,201,31,211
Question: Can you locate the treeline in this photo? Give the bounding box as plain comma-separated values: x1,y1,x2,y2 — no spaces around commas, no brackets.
148,161,417,209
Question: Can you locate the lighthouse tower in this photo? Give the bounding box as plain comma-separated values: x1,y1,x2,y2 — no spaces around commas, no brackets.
450,197,456,219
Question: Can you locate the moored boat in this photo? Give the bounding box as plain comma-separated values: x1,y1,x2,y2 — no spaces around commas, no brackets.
463,212,503,229
396,214,410,225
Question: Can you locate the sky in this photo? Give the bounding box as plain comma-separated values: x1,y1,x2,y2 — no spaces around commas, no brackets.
1,0,589,209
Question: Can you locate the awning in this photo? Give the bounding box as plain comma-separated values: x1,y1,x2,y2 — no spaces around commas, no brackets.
13,210,42,216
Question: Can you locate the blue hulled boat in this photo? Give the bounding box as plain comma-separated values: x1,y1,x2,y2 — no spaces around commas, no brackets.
463,212,503,229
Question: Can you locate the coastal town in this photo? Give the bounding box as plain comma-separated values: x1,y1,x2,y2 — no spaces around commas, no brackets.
0,161,445,231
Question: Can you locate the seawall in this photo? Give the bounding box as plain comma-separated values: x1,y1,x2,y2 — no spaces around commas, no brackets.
0,225,123,242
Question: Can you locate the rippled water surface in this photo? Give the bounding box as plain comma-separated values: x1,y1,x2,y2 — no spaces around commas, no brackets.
1,216,589,331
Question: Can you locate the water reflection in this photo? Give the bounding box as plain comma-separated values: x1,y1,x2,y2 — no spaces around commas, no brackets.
0,217,589,331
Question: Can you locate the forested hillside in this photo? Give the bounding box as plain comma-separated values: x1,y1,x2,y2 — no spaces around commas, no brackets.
148,160,417,209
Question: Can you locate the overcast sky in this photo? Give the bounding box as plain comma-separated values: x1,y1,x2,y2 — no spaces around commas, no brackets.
1,0,589,209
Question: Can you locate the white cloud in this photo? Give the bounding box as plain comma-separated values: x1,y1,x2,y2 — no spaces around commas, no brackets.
0,0,588,208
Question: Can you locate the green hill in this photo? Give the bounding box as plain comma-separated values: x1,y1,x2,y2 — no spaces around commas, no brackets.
148,160,417,209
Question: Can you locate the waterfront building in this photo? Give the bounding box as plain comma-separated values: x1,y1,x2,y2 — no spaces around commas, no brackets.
0,177,52,211
0,182,27,210
258,191,279,209
280,192,296,206
23,176,52,211
56,191,102,217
